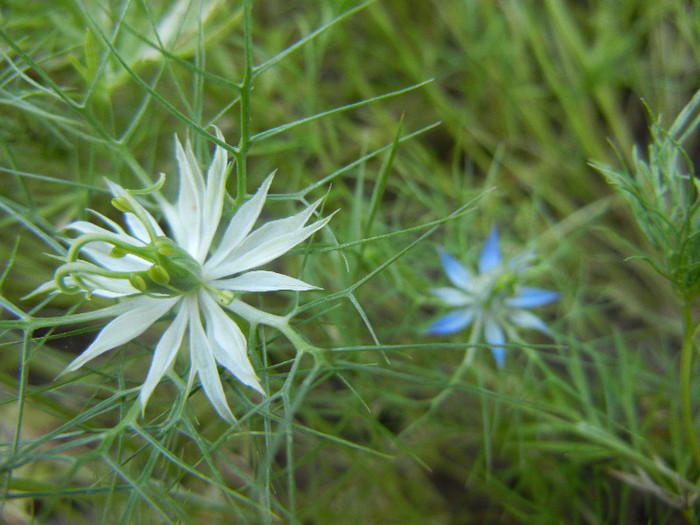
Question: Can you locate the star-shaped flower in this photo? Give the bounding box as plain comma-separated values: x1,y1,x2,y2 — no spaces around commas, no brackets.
43,129,331,422
426,226,559,367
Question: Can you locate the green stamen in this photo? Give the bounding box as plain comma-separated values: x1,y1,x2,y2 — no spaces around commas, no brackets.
215,290,235,306
111,197,132,213
129,274,148,292
148,265,171,285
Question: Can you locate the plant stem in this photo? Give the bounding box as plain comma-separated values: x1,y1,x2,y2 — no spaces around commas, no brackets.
400,318,484,436
236,0,254,206
679,299,700,475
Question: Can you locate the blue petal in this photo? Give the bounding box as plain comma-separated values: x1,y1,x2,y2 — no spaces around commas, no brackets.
438,249,472,290
426,309,474,335
505,288,560,308
479,226,501,273
484,318,506,367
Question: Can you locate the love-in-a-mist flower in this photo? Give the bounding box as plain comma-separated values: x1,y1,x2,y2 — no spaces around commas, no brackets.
426,226,559,367
41,129,331,422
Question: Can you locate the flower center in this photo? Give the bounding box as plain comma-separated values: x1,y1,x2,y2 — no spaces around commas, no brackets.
56,234,203,298
478,269,518,307
126,237,203,295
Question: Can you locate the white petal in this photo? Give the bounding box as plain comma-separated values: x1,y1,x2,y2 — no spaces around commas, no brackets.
175,134,205,256
67,221,144,248
63,296,180,373
206,207,330,279
199,291,263,393
509,309,552,334
81,243,151,273
103,180,165,242
124,209,164,243
159,200,183,249
59,260,139,296
81,274,140,297
198,127,228,261
204,174,274,269
430,287,470,307
139,300,189,409
211,270,318,292
222,298,274,326
89,209,124,231
187,298,236,422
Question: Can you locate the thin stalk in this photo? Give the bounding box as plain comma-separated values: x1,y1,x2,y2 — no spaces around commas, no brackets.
401,318,483,435
236,0,254,206
0,330,32,513
10,331,31,458
679,299,700,475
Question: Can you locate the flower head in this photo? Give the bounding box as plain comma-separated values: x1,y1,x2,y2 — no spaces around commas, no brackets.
426,226,559,367
44,128,330,422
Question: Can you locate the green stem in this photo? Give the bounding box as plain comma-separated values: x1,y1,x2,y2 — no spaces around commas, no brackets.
401,317,483,435
236,0,254,206
98,400,141,454
679,299,700,475
226,299,320,357
8,331,31,461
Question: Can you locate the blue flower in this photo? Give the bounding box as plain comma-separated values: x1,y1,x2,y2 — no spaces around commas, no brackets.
426,226,559,367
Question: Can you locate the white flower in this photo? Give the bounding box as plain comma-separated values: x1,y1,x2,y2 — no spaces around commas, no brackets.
48,129,331,422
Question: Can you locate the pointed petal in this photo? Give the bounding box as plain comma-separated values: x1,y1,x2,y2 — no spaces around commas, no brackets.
509,309,552,334
430,286,470,307
199,291,263,393
212,270,318,292
80,242,151,273
66,221,144,249
426,308,474,335
507,250,534,273
88,210,127,235
81,274,140,297
103,180,165,242
175,134,205,256
479,226,501,273
139,301,189,409
438,250,473,291
188,299,236,422
505,288,560,308
205,174,274,270
206,208,330,279
484,318,506,367
63,296,179,373
198,127,228,261
123,209,164,243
